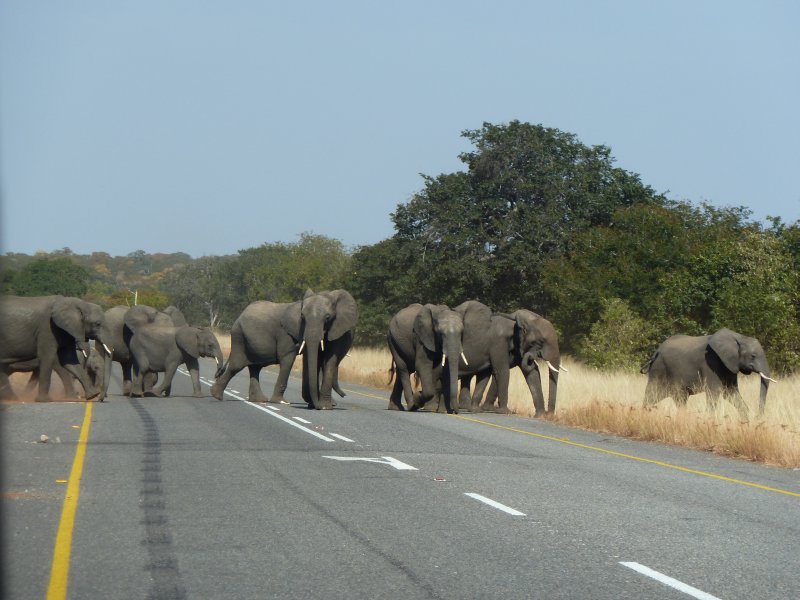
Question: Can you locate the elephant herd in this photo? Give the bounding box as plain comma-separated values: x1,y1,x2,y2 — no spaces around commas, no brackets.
0,295,224,403
0,291,775,419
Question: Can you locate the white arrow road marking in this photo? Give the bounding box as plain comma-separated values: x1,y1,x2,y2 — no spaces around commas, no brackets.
464,493,526,516
323,456,418,471
620,562,722,600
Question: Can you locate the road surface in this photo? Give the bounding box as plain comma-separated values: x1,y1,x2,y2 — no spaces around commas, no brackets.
3,359,799,599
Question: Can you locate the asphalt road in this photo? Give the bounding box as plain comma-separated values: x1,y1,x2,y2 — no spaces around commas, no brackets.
2,360,799,600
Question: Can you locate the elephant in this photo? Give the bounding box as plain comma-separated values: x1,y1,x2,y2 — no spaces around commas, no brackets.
96,304,183,400
17,345,106,399
640,328,775,418
460,309,562,416
0,295,108,402
129,324,225,397
212,289,358,410
163,305,188,327
387,302,478,414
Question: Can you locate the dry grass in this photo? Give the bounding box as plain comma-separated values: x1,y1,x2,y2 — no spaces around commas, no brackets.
344,347,800,468
171,336,800,467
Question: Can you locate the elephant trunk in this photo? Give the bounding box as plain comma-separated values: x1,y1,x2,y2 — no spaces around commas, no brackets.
545,356,560,414
100,345,113,402
213,345,225,379
304,327,325,409
442,336,462,414
758,374,770,415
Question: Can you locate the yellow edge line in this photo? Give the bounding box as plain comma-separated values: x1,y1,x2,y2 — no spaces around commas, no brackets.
453,414,800,498
47,402,93,600
292,377,800,499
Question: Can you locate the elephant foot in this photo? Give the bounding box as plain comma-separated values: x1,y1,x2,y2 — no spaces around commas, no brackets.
388,401,405,411
268,396,290,405
84,389,101,401
210,384,224,401
35,395,53,403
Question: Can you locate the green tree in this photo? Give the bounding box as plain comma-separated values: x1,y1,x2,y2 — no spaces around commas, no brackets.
241,233,351,303
579,298,658,371
382,121,665,313
2,257,91,297
162,256,240,328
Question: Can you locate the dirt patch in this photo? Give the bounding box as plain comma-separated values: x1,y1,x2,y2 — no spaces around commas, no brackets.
2,373,81,404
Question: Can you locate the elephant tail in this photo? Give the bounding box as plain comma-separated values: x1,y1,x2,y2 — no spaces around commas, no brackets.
388,360,396,386
640,351,658,375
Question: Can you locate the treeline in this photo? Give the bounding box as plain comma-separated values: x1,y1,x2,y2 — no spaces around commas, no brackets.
3,121,799,372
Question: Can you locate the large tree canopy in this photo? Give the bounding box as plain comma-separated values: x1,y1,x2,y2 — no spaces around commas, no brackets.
351,120,666,343
1,257,91,297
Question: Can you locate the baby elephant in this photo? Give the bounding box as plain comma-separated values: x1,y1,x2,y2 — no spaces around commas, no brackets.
641,328,775,418
129,325,225,398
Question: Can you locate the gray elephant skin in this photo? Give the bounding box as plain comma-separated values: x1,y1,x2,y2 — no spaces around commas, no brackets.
0,295,108,402
387,302,476,414
461,309,562,416
97,304,187,400
14,345,106,400
129,324,224,397
212,289,358,410
641,328,774,418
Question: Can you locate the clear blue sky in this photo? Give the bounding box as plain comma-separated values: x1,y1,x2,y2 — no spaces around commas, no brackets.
2,1,798,257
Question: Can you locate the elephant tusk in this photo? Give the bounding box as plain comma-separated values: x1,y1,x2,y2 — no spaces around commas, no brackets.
546,361,560,373
560,365,569,373
82,349,88,359
321,339,325,352
441,353,447,367
461,352,469,366
102,343,112,355
298,340,305,354
759,372,778,383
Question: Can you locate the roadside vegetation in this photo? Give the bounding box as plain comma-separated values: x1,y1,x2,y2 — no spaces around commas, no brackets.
335,347,800,469
3,119,800,465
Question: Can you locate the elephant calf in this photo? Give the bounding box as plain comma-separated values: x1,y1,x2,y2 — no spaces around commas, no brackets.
129,325,224,398
641,328,775,418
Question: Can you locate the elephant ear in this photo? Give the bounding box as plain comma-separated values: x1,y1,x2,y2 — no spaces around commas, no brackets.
124,305,159,332
324,289,358,340
175,326,200,358
708,328,741,373
280,301,303,341
414,304,439,353
455,300,492,345
51,297,85,341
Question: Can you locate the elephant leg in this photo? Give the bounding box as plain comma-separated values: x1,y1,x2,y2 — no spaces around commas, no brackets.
519,362,545,416
0,371,18,401
57,347,99,400
247,365,268,403
130,362,146,397
458,375,473,410
185,358,202,397
316,356,337,410
270,354,295,404
55,359,79,399
388,377,405,410
35,354,56,402
724,388,749,420
121,362,133,396
671,388,689,408
471,372,492,411
210,360,242,401
477,374,498,412
643,379,664,408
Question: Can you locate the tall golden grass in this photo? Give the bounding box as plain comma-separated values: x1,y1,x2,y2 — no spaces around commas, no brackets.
337,346,800,468
189,335,800,467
